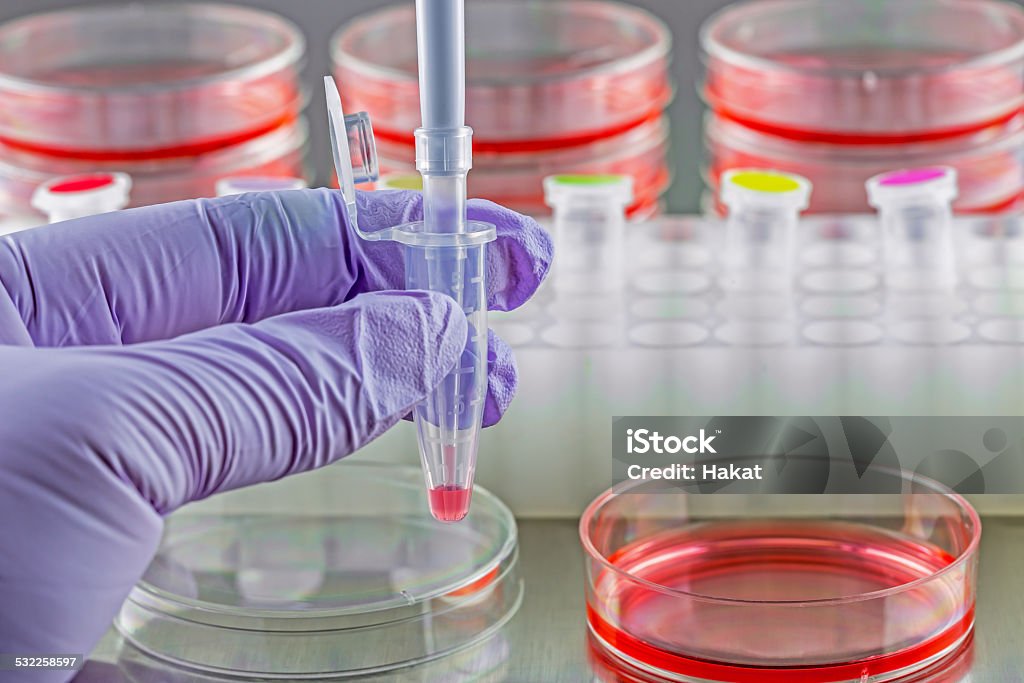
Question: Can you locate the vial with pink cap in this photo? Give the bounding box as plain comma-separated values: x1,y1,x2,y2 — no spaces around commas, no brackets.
867,167,959,291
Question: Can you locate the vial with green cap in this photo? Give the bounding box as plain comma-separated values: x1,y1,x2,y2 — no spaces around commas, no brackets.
720,169,812,290
543,174,634,295
866,167,958,291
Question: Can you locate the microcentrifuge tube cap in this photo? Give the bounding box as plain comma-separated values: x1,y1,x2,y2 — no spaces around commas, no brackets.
32,172,132,221
216,176,308,197
543,174,634,209
324,75,380,228
866,167,959,208
720,169,812,212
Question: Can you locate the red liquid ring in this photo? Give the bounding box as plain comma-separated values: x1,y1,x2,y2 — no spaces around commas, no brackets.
587,522,976,683
47,174,116,193
428,485,472,523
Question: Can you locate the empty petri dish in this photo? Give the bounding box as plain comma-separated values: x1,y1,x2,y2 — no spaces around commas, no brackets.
628,322,710,348
0,4,305,155
116,463,522,678
581,471,980,682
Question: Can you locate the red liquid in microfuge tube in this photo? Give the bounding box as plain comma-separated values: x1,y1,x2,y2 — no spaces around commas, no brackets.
428,485,472,523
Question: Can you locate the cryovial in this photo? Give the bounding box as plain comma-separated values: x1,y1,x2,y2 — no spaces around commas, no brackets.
31,173,132,223
867,167,959,291
543,174,634,295
719,169,811,291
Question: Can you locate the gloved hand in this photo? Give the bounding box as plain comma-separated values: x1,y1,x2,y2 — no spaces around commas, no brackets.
0,189,552,681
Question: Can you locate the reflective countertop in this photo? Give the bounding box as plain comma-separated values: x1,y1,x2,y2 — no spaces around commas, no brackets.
79,518,1024,683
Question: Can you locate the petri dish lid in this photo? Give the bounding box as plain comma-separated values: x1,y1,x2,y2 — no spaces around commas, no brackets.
116,461,522,678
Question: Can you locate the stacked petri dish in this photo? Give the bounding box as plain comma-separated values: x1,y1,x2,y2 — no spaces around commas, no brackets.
581,462,980,683
332,0,673,217
701,0,1024,214
0,3,308,217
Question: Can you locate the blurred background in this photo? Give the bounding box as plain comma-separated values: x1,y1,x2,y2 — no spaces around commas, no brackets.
0,0,752,215
5,0,1024,221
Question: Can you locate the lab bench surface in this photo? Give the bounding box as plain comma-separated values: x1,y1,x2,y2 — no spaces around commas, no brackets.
81,518,1024,683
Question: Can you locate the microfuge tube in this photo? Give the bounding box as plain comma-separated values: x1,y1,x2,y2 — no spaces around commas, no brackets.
720,169,812,291
544,174,633,295
867,167,959,291
31,172,132,223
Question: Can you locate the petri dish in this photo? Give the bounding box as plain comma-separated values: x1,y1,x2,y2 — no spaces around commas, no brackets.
332,1,672,148
581,470,980,683
0,3,305,157
588,632,977,683
374,114,671,218
116,462,522,679
704,113,1024,215
701,0,1024,141
0,120,307,212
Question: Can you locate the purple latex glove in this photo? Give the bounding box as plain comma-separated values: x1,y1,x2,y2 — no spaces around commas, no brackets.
0,189,552,681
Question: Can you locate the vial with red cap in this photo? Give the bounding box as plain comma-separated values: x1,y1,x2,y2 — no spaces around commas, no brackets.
31,173,132,223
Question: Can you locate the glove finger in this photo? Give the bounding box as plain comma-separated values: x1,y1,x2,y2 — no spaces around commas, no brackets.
353,192,554,313
78,290,466,513
484,328,517,427
0,189,551,348
401,327,517,427
0,281,31,346
0,290,466,670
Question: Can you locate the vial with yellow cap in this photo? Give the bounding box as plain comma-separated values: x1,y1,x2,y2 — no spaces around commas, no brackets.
720,169,812,289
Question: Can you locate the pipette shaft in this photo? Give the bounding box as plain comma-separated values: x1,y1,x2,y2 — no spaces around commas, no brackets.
411,0,491,523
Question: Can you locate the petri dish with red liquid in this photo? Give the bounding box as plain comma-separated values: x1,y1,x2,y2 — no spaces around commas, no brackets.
374,115,672,219
332,0,671,149
701,0,1024,143
116,462,521,679
0,120,308,213
0,3,305,158
580,465,980,683
333,0,673,217
704,113,1024,214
